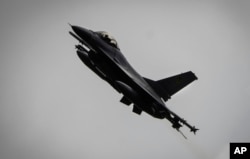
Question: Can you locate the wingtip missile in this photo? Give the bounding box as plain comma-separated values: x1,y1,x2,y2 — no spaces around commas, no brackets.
69,31,83,43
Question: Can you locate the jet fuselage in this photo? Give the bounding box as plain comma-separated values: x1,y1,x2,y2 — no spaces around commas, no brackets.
71,26,167,119
69,25,198,136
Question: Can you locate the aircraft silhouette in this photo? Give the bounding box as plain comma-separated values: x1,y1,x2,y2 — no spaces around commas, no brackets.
69,24,198,138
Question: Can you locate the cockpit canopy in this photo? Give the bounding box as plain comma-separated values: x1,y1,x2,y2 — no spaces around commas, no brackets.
96,31,120,50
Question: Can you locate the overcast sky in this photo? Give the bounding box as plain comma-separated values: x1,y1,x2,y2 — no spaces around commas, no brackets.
1,0,250,159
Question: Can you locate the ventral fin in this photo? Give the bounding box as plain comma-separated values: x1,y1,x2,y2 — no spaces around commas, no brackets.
133,105,142,115
120,96,132,106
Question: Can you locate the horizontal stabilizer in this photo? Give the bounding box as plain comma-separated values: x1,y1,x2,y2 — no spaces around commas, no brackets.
144,71,197,101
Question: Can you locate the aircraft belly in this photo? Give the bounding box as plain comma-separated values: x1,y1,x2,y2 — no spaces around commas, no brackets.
92,52,167,117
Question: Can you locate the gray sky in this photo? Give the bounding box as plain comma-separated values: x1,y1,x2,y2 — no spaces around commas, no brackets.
1,0,250,159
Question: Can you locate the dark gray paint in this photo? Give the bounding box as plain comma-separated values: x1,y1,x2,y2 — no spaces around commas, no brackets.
1,1,250,159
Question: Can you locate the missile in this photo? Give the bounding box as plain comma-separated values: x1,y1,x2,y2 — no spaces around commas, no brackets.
69,31,91,52
69,31,83,43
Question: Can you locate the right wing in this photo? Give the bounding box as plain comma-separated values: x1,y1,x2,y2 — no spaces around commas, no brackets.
144,71,198,101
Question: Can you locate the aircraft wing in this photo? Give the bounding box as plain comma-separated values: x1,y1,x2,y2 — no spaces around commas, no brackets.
144,71,198,101
144,71,198,135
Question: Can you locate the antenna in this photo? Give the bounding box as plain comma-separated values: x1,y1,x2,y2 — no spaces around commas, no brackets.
178,129,187,139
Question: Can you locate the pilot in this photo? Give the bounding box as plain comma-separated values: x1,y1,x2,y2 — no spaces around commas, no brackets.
97,31,120,49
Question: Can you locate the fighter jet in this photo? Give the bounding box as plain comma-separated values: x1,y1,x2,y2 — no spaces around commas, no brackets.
69,24,198,137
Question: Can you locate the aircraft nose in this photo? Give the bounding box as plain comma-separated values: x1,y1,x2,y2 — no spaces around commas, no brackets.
71,25,92,41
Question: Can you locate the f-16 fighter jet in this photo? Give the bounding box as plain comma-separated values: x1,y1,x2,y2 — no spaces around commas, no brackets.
69,24,198,138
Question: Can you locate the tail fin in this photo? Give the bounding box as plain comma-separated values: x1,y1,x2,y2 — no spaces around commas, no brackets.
144,71,198,101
